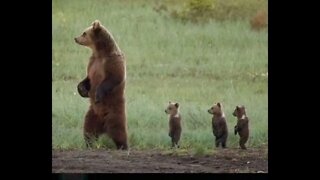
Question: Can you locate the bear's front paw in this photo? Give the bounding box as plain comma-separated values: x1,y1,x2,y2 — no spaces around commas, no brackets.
95,93,103,104
234,125,238,135
77,83,89,98
95,97,101,104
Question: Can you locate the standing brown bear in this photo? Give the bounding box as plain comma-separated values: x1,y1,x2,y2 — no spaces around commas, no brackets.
75,20,128,150
165,101,182,148
208,102,228,148
232,105,249,150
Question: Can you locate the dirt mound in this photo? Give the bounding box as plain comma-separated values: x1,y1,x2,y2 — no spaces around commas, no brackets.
52,148,267,173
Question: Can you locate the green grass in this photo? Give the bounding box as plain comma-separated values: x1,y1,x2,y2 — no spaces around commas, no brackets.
52,0,268,152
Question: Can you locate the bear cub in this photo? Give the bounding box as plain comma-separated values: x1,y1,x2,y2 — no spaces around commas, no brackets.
208,102,228,148
165,101,182,148
232,105,249,150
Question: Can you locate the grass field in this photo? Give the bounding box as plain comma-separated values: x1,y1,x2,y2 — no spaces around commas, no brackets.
52,0,268,153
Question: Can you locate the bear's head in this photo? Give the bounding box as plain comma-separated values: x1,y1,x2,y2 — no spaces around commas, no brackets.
74,20,117,52
232,105,246,119
165,101,180,116
208,102,223,116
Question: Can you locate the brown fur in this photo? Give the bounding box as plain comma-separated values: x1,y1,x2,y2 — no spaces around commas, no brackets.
208,102,228,148
75,20,128,150
165,102,182,148
232,105,249,150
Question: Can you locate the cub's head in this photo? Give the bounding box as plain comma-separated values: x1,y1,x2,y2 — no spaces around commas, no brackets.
232,105,246,118
208,102,223,116
165,101,179,116
74,20,111,50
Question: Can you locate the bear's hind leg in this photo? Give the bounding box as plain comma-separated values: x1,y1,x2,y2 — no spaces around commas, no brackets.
106,122,128,150
221,141,227,148
171,138,175,148
173,132,181,148
221,136,227,148
114,138,128,150
83,107,103,148
239,137,247,150
215,137,220,148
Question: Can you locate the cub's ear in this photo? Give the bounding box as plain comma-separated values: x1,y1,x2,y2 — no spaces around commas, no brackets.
236,106,240,110
217,102,221,108
92,20,101,30
175,103,179,108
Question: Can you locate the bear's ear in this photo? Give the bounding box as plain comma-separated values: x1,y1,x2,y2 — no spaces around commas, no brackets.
175,103,179,108
217,102,221,108
236,106,240,110
92,20,101,30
